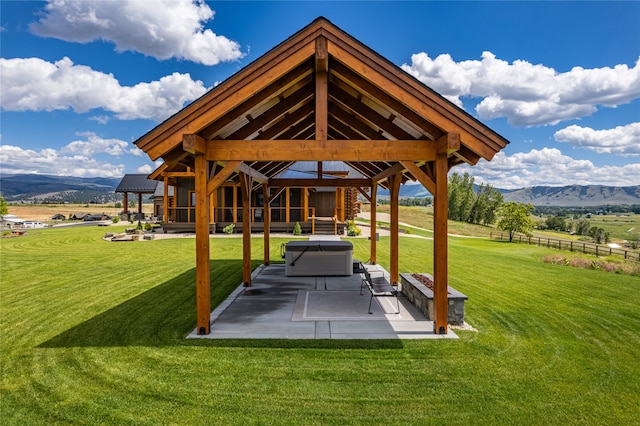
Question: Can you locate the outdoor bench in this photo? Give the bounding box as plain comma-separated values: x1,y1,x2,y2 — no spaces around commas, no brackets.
358,262,400,314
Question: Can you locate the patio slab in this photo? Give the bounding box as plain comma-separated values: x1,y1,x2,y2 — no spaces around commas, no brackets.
188,264,457,340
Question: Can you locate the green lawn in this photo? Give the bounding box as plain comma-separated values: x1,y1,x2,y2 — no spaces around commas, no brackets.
1,226,639,424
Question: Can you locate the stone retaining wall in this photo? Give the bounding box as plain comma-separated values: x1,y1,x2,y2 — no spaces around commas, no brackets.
400,273,467,326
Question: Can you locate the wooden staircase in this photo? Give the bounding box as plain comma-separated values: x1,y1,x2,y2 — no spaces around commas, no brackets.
313,217,344,235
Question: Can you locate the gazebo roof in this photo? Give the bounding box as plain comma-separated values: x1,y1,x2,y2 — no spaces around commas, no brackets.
115,174,158,193
134,17,508,190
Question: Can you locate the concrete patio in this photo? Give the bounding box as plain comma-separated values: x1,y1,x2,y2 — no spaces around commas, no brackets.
188,262,458,340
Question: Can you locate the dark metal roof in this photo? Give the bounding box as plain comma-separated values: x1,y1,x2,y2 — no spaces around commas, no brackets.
115,174,158,193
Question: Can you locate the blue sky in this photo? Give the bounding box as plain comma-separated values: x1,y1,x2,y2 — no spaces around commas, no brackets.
1,0,639,189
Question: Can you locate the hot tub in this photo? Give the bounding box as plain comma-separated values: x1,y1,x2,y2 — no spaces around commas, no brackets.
285,240,353,276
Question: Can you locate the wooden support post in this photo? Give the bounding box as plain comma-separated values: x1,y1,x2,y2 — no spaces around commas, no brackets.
302,188,309,222
336,187,345,222
389,174,401,285
138,193,142,214
263,185,270,265
210,188,217,224
163,176,169,223
315,37,328,142
285,188,291,223
232,185,238,224
123,192,128,215
194,153,211,335
220,186,225,223
370,184,377,264
240,173,252,286
434,151,449,334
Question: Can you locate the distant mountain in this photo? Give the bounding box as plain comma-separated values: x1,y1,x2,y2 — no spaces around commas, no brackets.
377,183,640,207
501,185,640,207
0,174,122,203
2,174,639,208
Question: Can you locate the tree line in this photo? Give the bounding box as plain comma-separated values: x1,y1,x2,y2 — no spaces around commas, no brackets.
447,172,503,225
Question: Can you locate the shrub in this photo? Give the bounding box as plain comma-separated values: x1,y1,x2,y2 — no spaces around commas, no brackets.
346,220,361,237
112,216,120,224
223,223,236,234
136,220,143,230
543,254,639,276
144,222,152,231
292,222,302,236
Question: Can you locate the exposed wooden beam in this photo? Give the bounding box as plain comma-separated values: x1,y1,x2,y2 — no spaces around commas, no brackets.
141,42,316,160
162,171,195,178
183,134,207,155
436,131,460,154
268,178,371,188
371,162,407,184
199,61,312,139
329,83,415,140
268,187,285,205
236,162,269,183
328,116,365,140
224,83,314,140
329,103,384,140
315,36,329,73
400,161,436,195
356,187,371,203
206,140,436,162
257,102,314,140
315,36,329,141
330,61,443,140
206,160,241,195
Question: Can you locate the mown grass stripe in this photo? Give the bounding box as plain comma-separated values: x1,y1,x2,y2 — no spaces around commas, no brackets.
1,226,639,424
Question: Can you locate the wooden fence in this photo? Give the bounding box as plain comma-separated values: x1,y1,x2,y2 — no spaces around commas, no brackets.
489,232,640,262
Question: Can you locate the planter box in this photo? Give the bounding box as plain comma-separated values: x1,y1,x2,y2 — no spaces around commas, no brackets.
400,273,467,326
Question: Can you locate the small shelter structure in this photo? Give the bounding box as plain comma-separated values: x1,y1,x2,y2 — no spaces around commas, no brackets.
115,174,159,218
134,18,509,335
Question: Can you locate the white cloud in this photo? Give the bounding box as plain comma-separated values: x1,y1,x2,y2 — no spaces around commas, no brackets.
61,132,142,157
456,148,640,189
554,123,640,156
136,164,153,174
0,133,149,178
30,0,244,65
0,144,125,178
0,57,208,121
89,115,110,125
402,52,640,126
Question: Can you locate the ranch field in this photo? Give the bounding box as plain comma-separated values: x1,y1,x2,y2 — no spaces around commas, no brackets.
4,203,154,222
1,222,638,424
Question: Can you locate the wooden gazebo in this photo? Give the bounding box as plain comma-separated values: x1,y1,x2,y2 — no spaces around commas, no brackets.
134,18,508,335
115,174,158,218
